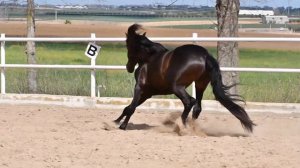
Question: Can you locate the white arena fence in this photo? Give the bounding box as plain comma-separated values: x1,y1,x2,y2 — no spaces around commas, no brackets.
1,33,300,97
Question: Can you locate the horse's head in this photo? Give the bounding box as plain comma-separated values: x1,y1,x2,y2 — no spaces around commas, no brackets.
125,24,154,73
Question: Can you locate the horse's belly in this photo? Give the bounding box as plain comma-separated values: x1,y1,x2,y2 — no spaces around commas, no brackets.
149,80,173,95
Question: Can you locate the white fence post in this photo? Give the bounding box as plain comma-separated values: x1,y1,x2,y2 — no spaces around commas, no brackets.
90,33,96,97
1,33,6,94
191,33,198,98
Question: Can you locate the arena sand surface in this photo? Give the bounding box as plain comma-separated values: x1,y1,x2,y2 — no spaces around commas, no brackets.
0,104,299,168
1,20,300,167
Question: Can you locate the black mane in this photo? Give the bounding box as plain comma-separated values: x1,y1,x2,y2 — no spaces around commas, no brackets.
126,24,168,55
126,24,142,39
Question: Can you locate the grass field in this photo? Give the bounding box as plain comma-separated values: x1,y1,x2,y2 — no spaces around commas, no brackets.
5,11,215,22
3,42,300,103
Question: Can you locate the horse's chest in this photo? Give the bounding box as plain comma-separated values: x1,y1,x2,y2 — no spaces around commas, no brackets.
137,65,148,86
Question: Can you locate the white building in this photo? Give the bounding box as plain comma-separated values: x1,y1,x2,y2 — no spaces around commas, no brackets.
240,10,274,16
262,16,289,24
56,5,88,9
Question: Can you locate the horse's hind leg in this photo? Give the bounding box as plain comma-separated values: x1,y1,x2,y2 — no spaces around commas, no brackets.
192,78,210,120
192,91,204,119
173,85,196,125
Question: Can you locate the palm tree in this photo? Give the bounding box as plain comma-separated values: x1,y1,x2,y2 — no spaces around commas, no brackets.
26,0,37,93
216,0,240,94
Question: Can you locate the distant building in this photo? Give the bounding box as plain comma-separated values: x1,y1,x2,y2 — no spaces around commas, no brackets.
262,16,289,24
239,10,274,16
56,5,88,9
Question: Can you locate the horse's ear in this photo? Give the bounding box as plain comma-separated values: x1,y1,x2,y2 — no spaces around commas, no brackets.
143,32,146,36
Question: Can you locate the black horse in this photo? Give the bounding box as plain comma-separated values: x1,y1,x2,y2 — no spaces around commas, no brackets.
115,24,255,132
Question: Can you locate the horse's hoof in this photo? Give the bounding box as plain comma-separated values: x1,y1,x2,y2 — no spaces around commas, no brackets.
113,119,120,124
192,114,199,120
181,118,187,127
119,123,127,130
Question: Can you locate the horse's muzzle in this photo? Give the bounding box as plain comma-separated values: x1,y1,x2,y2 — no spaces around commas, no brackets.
126,63,135,73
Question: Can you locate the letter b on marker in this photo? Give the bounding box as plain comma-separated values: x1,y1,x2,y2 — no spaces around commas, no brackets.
87,45,97,56
85,42,101,59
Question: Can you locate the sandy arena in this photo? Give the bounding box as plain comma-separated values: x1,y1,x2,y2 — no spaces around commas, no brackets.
0,20,300,167
0,104,299,168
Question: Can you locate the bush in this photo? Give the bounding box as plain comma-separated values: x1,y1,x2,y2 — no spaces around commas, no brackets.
64,20,71,24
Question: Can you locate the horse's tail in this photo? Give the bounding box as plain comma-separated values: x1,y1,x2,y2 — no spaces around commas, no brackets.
205,54,255,132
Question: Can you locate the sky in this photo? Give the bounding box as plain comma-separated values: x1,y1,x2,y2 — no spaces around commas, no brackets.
36,0,300,8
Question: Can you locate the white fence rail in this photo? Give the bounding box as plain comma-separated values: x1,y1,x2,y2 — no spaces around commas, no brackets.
1,33,300,97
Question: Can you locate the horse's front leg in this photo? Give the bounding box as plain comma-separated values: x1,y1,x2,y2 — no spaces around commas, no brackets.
114,106,131,124
118,104,136,130
115,85,150,130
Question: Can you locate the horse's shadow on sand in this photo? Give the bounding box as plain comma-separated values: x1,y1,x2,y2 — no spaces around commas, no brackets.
125,123,157,130
106,121,248,137
131,123,248,137
202,130,249,137
103,111,249,137
102,121,156,131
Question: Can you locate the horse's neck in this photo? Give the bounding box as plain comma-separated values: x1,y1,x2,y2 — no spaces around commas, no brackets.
153,43,168,53
146,49,169,64
137,42,168,65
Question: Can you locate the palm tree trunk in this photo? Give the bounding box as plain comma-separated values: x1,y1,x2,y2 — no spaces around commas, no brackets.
26,0,37,93
216,0,240,94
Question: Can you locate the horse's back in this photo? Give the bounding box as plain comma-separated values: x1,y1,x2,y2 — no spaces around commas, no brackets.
143,44,211,93
173,44,209,57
